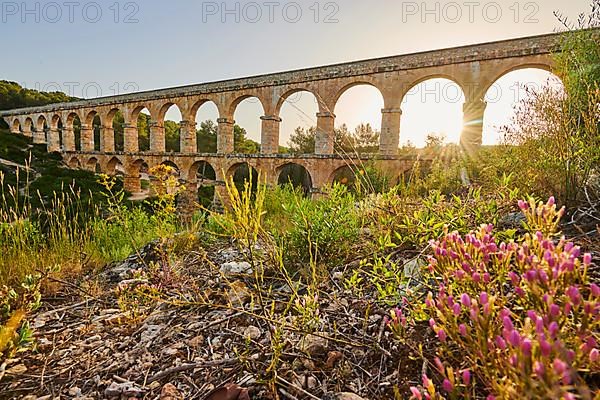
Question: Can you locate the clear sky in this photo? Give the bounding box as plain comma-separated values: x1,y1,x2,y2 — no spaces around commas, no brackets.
0,0,590,147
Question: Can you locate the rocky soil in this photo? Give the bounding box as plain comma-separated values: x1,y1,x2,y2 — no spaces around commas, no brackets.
0,240,432,400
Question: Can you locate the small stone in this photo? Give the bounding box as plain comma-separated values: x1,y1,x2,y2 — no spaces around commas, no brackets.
160,383,183,400
226,281,252,305
332,271,344,280
187,335,204,347
299,334,329,357
336,393,367,400
219,261,253,276
68,387,82,397
243,325,262,340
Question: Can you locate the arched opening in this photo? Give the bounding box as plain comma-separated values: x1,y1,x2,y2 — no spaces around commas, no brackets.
278,90,320,154
92,115,101,152
36,115,48,143
334,84,384,154
68,157,81,169
400,77,465,149
163,104,182,153
482,68,563,145
137,107,151,151
86,157,101,173
194,101,220,153
104,108,124,152
106,156,125,176
232,97,262,154
330,165,357,190
51,114,63,150
12,118,22,134
229,162,259,194
190,161,217,208
66,113,82,151
24,118,34,137
277,163,313,196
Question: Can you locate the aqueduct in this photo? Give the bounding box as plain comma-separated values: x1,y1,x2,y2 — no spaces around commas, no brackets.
0,31,562,202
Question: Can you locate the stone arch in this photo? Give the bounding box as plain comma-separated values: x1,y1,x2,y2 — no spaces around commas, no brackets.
23,117,34,133
105,156,125,175
50,114,61,129
276,162,313,195
329,165,358,188
189,160,217,183
157,103,183,153
400,76,466,147
68,157,81,169
231,95,265,149
104,107,123,152
228,94,267,118
86,157,101,173
482,62,556,94
192,100,221,153
36,115,47,132
190,98,222,121
275,88,324,115
332,80,386,108
401,74,467,101
189,160,218,208
227,162,259,193
11,118,21,133
481,66,563,145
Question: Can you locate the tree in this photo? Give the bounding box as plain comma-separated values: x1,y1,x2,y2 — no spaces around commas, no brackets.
287,124,379,154
353,123,380,153
164,120,180,152
234,125,260,153
197,120,217,153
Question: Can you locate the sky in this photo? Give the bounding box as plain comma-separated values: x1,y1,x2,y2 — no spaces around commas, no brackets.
0,0,591,147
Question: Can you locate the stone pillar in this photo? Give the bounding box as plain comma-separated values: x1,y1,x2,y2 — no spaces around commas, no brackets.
180,120,197,154
460,99,487,154
315,112,335,155
123,123,139,153
260,115,282,154
23,126,33,138
150,122,165,152
177,181,199,222
124,175,141,193
380,108,402,155
217,118,235,154
62,127,75,151
101,126,115,153
33,128,46,145
80,124,94,152
47,128,60,152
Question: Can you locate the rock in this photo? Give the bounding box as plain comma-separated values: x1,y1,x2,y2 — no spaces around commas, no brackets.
160,383,183,400
299,334,329,356
220,261,253,276
68,387,82,397
336,393,367,400
187,334,205,347
497,212,526,230
140,324,164,347
403,258,425,279
226,281,252,306
104,381,143,398
332,271,344,280
243,325,262,340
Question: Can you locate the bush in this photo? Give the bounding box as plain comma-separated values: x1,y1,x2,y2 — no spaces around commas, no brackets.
408,197,599,399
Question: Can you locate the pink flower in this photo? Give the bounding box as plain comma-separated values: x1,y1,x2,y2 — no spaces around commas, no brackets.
518,200,528,210
547,196,555,206
549,304,560,318
459,324,467,336
480,292,489,304
453,303,461,316
590,348,599,363
409,387,422,400
553,358,567,374
591,283,600,297
429,318,436,328
496,336,507,350
533,361,544,377
437,328,447,342
539,338,552,357
462,369,471,386
521,339,532,356
583,253,592,266
508,330,521,347
442,379,453,393
461,293,471,308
